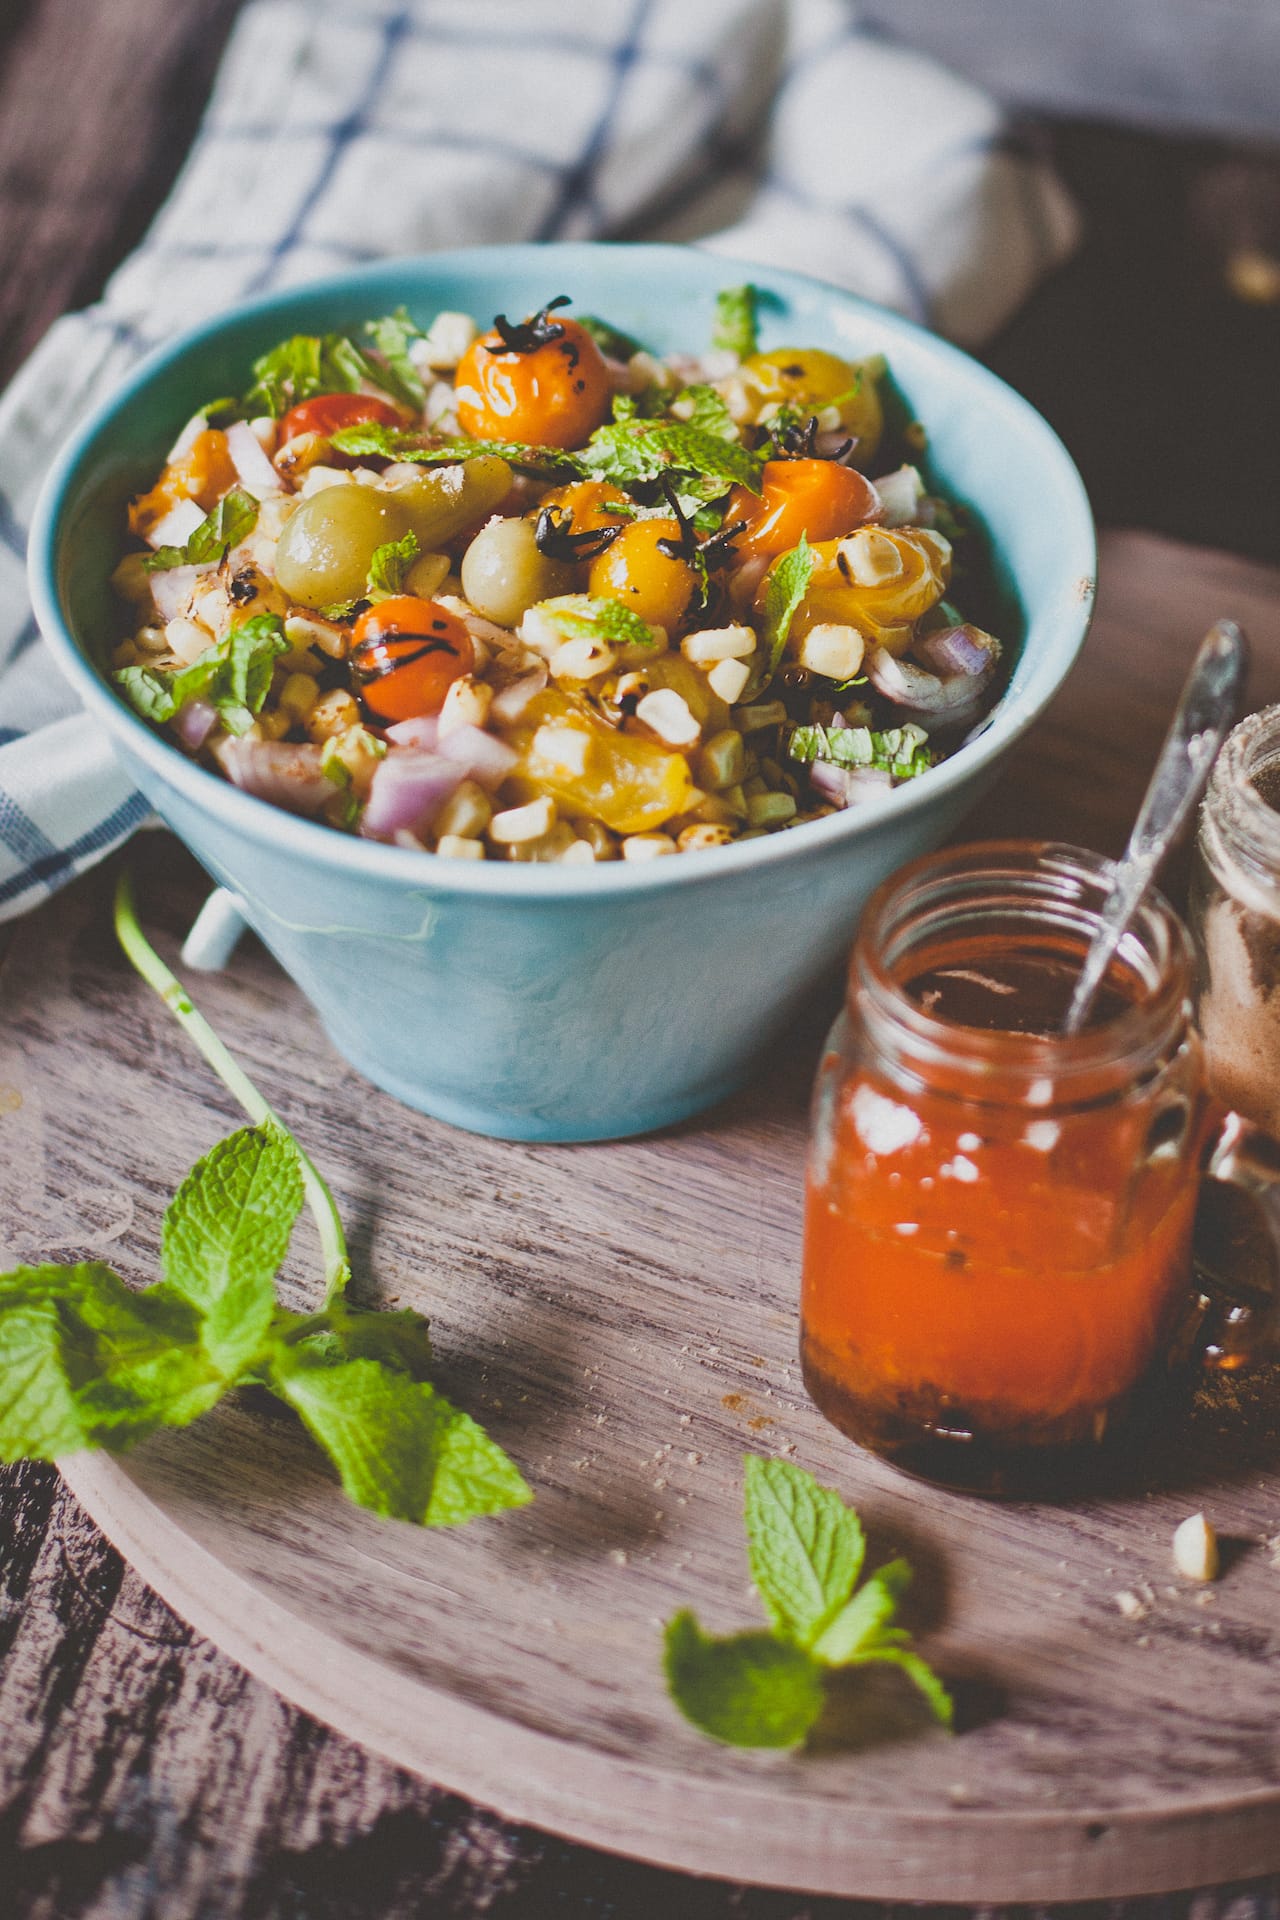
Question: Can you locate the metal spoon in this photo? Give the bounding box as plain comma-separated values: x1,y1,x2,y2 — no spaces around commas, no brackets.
1062,619,1249,1036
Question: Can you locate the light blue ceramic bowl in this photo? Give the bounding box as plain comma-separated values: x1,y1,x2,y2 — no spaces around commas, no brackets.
29,244,1094,1141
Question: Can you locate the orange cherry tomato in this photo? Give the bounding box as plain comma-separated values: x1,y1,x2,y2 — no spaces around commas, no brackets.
127,428,240,537
454,315,611,450
539,478,630,537
726,459,880,558
279,392,403,445
587,518,698,633
350,597,474,723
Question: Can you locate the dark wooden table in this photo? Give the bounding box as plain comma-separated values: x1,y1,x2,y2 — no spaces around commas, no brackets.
2,3,1279,1915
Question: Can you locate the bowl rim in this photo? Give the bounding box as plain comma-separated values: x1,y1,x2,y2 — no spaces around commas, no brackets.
28,241,1096,901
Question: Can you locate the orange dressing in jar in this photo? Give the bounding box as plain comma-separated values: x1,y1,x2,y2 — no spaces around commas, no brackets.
801,843,1208,1491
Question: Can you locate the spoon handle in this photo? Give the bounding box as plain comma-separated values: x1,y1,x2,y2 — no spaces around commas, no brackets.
1062,619,1249,1037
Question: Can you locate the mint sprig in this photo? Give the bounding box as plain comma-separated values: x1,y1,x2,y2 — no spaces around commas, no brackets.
532,594,661,653
328,422,583,475
365,307,429,411
114,612,289,737
0,869,532,1530
244,330,417,419
663,1456,951,1747
754,533,814,688
143,486,260,573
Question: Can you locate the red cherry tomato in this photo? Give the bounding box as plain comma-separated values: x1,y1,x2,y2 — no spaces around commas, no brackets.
279,392,403,445
727,459,880,558
350,597,474,723
454,315,611,450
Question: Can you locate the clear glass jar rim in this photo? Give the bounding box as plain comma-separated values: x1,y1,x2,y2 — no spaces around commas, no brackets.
1201,704,1280,891
851,838,1193,1083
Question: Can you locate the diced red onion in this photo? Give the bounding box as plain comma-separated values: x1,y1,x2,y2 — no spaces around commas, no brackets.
214,738,333,815
844,766,893,802
866,644,995,721
914,625,999,680
814,430,860,463
145,498,206,551
489,664,547,724
174,698,218,751
728,554,770,612
226,419,283,495
360,751,464,840
437,724,518,790
386,716,440,750
148,563,202,622
809,759,851,804
871,465,924,527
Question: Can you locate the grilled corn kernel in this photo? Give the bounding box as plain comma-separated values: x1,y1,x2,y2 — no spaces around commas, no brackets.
418,310,477,369
438,674,494,739
404,550,452,600
1172,1513,1220,1582
560,837,597,866
706,657,751,705
434,779,492,841
134,625,170,656
531,723,592,779
551,636,616,683
635,688,700,749
696,728,747,792
285,612,349,659
278,672,320,723
305,688,361,743
677,823,734,852
680,623,756,666
110,551,154,604
490,795,557,845
736,700,787,733
570,818,618,861
436,833,486,861
504,821,579,863
163,616,215,665
798,622,864,682
326,725,385,797
621,833,678,861
746,790,797,828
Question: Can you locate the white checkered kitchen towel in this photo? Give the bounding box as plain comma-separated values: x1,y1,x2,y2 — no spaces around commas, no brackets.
0,0,1078,921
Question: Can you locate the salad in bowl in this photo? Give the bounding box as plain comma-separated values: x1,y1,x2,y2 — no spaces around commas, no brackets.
108,286,1005,867
31,245,1092,1139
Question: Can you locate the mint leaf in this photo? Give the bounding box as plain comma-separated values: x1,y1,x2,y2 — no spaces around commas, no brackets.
582,419,762,495
366,531,420,600
533,594,661,653
144,486,259,573
811,1556,910,1664
162,1123,302,1375
244,330,414,418
711,284,758,360
328,422,583,475
664,1456,949,1749
673,384,738,442
114,613,288,736
761,534,814,680
663,1612,824,1748
743,1453,865,1649
856,1647,954,1727
788,722,933,781
0,1263,224,1458
271,1351,530,1525
423,1395,533,1526
365,308,428,410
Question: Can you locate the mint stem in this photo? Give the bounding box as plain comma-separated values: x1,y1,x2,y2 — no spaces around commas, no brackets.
113,865,351,1303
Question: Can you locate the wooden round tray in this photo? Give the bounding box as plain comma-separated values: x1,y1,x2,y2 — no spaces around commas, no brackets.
5,533,1280,1901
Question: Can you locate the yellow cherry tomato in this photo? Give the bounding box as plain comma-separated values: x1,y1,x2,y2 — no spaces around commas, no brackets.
454,313,611,449
505,689,696,834
538,478,630,537
740,348,884,462
759,526,951,658
588,518,698,634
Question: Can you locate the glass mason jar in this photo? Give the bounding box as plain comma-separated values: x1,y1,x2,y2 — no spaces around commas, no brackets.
801,842,1208,1493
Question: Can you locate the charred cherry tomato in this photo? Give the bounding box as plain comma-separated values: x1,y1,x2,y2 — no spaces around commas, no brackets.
350,597,474,723
588,518,698,633
454,315,611,450
279,392,403,446
727,459,880,558
741,347,884,461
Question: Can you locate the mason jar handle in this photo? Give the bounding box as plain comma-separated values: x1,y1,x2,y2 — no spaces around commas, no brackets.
1193,1110,1280,1369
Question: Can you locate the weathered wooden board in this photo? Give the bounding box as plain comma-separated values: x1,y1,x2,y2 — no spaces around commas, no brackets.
4,530,1280,1904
